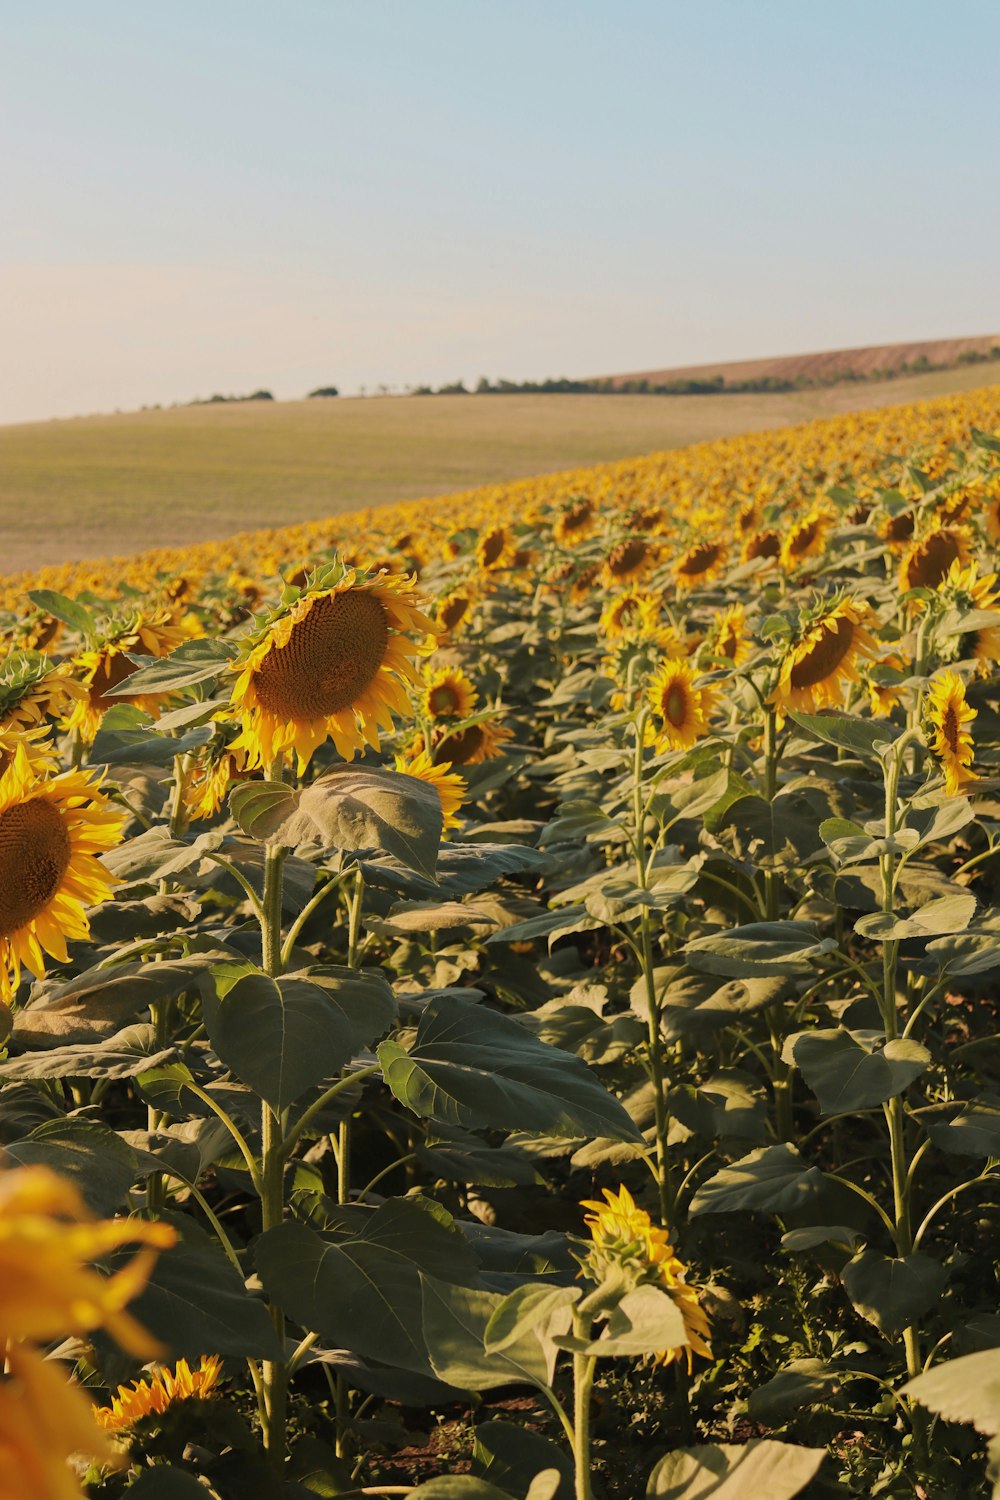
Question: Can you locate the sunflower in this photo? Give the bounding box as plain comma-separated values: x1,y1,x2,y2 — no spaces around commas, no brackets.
228,564,434,775
63,609,189,742
395,749,466,833
97,1355,222,1432
937,559,1000,672
926,670,978,795
780,507,830,571
0,725,57,780
707,602,750,666
981,481,1000,543
647,659,715,751
183,743,251,823
899,525,973,594
579,1186,711,1372
674,539,726,591
570,562,602,601
475,525,516,573
0,745,125,1002
0,652,85,736
0,1343,123,1500
432,716,513,766
554,497,596,542
867,652,908,716
599,587,661,641
434,588,476,636
741,529,781,565
771,598,879,714
879,508,916,550
603,539,652,586
421,664,478,721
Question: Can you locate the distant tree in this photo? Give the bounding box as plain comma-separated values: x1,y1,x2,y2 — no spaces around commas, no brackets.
437,379,468,394
475,376,492,393
308,385,340,398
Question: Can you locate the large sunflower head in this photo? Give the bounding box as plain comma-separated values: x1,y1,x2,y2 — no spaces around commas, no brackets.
395,748,467,834
229,562,434,775
420,664,479,721
899,525,973,595
63,609,190,743
925,670,978,796
578,1186,712,1372
0,745,125,1001
647,658,715,751
674,539,727,591
771,597,879,714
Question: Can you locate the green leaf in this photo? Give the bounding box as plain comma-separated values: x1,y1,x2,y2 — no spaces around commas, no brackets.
645,1440,825,1498
787,1029,929,1114
556,1284,687,1357
126,1225,283,1359
91,720,213,767
474,1422,572,1500
484,1285,580,1355
5,1119,138,1212
788,709,901,756
378,995,639,1141
689,1144,828,1217
255,1198,480,1376
841,1250,947,1337
126,1468,213,1500
855,891,976,940
0,1023,174,1081
716,792,822,871
927,1094,1000,1156
904,1348,1000,1435
15,954,215,1047
420,1277,552,1390
106,636,236,694
232,764,443,875
200,964,388,1112
408,1479,520,1500
684,922,838,979
745,1358,850,1421
26,589,96,636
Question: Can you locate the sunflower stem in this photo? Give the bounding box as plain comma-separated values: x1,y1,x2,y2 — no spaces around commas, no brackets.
761,707,793,1139
259,838,289,1465
571,1310,597,1500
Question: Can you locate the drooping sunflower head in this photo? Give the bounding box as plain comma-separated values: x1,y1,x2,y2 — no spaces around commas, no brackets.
434,588,476,637
780,507,831,571
395,748,466,834
63,608,190,743
705,602,750,666
674,539,727,591
475,525,516,573
741,529,781,565
647,658,715,751
771,597,879,714
599,587,661,642
578,1186,712,1372
228,562,435,775
430,715,513,767
925,670,978,796
420,664,479,721
183,739,252,824
0,746,125,1002
97,1355,223,1433
553,496,596,543
0,651,85,737
899,525,973,596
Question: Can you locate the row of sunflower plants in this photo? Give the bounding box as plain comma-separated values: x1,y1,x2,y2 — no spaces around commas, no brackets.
0,409,999,1498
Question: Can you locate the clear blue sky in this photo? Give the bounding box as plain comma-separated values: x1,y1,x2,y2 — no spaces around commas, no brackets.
2,1,998,422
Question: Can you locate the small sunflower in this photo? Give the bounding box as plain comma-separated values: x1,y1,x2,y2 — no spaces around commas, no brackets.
899,525,973,594
228,564,434,774
741,529,781,565
879,508,916,550
569,561,602,601
647,658,715,751
421,664,479,721
554,497,596,542
867,652,908,716
475,525,516,573
431,716,513,766
395,748,466,833
771,598,879,714
603,539,653,587
579,1186,711,1372
0,651,85,736
183,743,251,823
707,602,750,666
926,670,977,796
434,588,476,636
97,1355,222,1432
780,507,830,571
937,559,1000,672
674,539,727,591
599,588,660,641
63,609,189,743
981,481,1000,543
0,746,125,1001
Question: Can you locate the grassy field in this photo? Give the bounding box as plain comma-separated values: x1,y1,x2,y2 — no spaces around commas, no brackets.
3,358,1000,572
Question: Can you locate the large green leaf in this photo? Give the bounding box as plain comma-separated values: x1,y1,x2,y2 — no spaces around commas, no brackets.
474,1423,572,1499
787,710,901,756
745,1359,849,1422
231,764,442,874
841,1250,947,1337
26,588,96,637
855,891,976,941
716,792,822,871
684,922,838,979
904,1348,1000,1434
201,964,385,1112
105,636,236,694
645,1440,825,1498
5,1118,138,1212
420,1277,553,1391
15,954,216,1047
378,995,639,1141
0,1024,174,1081
786,1029,929,1114
255,1197,480,1375
927,1095,1000,1156
556,1285,687,1357
689,1145,828,1217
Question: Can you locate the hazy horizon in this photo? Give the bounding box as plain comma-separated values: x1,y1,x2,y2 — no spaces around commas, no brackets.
4,0,999,425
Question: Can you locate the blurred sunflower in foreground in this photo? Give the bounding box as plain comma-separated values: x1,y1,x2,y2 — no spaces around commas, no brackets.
579,1186,711,1372
229,563,434,774
0,743,124,1001
0,1164,175,1500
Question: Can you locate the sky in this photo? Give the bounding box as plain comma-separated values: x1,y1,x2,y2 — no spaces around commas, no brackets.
2,0,999,424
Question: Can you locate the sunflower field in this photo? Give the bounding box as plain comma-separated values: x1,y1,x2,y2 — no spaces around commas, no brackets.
1,386,1000,1500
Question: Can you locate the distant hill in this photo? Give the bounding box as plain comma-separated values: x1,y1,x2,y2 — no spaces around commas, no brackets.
597,334,1000,392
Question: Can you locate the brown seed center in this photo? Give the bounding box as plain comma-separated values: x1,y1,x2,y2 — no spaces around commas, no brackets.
0,798,71,935
252,592,390,721
89,651,140,711
789,617,855,690
664,683,690,726
427,683,462,717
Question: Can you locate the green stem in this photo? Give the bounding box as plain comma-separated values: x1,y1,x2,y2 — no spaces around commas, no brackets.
260,839,288,1464
281,1063,381,1161
280,874,342,968
571,1310,597,1500
632,710,672,1223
